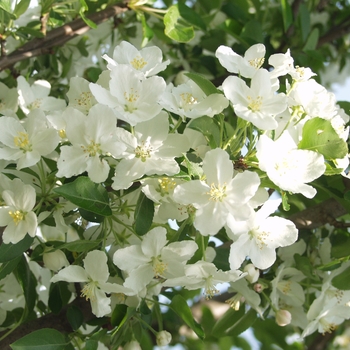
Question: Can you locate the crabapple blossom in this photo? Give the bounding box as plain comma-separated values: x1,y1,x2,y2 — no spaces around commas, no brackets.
113,227,198,293
103,40,170,77
160,80,229,120
51,250,134,317
56,104,126,183
89,64,166,126
0,110,59,169
112,112,189,190
227,198,298,270
222,69,287,130
156,331,172,346
275,309,292,326
173,148,261,236
0,178,37,244
215,44,266,78
256,131,326,198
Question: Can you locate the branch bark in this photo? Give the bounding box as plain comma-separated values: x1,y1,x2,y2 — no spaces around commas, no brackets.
0,4,129,71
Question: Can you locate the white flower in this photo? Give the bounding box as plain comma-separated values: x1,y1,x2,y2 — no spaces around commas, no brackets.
113,227,198,293
256,131,326,198
0,82,18,115
275,309,292,326
51,250,133,317
227,198,298,270
216,44,266,78
43,249,69,271
124,341,142,350
222,69,287,130
103,40,170,78
160,80,228,120
89,65,166,126
0,110,59,169
173,148,260,236
17,76,66,114
112,112,189,190
0,178,37,244
56,104,125,183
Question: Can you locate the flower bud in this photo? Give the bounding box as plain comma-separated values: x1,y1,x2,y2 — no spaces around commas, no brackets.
243,264,259,283
43,249,69,271
275,309,292,327
254,283,263,293
156,330,172,346
124,340,142,350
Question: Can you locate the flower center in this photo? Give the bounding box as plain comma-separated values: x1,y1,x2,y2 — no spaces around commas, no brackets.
27,98,42,110
135,142,152,162
83,140,101,157
180,93,198,109
249,228,268,249
58,129,66,139
248,57,265,69
124,88,139,112
75,92,93,109
14,132,32,151
204,276,219,300
157,178,176,196
81,281,97,301
9,210,25,225
320,318,337,334
208,183,227,202
247,96,263,112
130,56,147,70
279,280,291,294
226,294,245,310
152,256,167,278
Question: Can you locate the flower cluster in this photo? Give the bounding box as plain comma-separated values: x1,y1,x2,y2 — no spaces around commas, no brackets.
0,40,349,347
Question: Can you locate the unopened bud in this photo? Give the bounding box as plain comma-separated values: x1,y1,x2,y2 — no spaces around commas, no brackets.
275,309,292,327
254,283,263,293
243,264,259,283
124,340,142,350
156,330,172,346
43,249,69,271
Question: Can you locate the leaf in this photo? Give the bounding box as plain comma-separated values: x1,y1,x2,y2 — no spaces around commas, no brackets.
14,255,37,315
10,328,67,350
298,117,348,159
0,256,21,281
332,266,350,290
79,0,97,29
281,191,290,211
59,240,101,252
13,0,31,18
188,116,220,148
294,253,319,281
184,72,220,96
53,177,112,217
299,2,310,42
66,305,84,331
280,0,293,32
0,234,34,263
226,308,257,336
178,2,206,30
212,306,244,336
134,192,154,236
164,5,195,43
303,28,319,51
139,12,154,47
111,304,128,328
169,295,205,339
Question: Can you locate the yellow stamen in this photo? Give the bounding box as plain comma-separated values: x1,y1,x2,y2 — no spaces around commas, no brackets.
14,132,32,151
9,210,25,225
247,96,263,112
248,57,265,69
207,183,227,202
130,56,147,70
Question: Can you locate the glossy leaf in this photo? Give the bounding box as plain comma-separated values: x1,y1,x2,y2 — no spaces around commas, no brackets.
0,235,34,263
178,2,206,30
298,117,348,159
59,239,101,252
280,0,293,32
0,256,21,281
134,192,154,236
184,72,220,96
332,266,350,290
10,328,67,350
164,5,195,43
66,305,84,331
13,0,31,18
188,116,220,148
53,177,112,217
169,295,204,339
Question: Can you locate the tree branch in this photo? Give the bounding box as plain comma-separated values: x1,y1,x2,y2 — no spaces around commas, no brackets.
0,4,129,71
317,16,350,47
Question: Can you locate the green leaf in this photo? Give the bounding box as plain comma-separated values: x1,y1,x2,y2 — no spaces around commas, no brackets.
298,117,348,159
294,253,319,281
332,266,350,290
169,295,205,339
281,191,290,211
134,192,154,236
10,328,67,350
79,0,97,29
280,0,293,32
303,28,319,51
226,308,257,336
188,116,220,148
0,235,34,263
178,2,206,30
13,0,30,18
184,72,220,96
212,305,244,336
111,304,128,328
14,256,37,314
66,305,84,331
164,5,195,43
139,12,154,47
53,177,112,217
59,239,101,252
299,3,310,42
0,256,21,281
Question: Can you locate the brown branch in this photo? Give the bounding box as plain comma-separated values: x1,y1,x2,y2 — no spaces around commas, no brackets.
0,4,129,72
307,330,336,350
317,16,350,47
